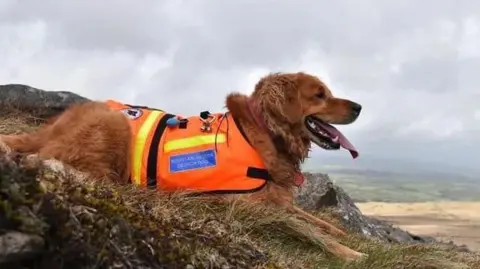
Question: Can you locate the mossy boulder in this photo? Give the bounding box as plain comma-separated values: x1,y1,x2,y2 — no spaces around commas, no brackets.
0,153,269,268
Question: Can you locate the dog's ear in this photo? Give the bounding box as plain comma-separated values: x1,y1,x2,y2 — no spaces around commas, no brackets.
255,73,303,125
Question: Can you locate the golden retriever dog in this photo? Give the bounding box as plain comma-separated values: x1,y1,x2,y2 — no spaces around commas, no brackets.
0,72,364,260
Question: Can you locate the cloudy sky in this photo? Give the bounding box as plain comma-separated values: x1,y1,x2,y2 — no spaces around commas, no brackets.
1,0,479,175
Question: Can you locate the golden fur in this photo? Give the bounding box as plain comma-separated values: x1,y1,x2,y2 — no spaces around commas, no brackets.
0,72,365,260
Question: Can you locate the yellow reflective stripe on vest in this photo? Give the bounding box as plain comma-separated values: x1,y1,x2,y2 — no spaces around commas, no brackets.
164,134,226,153
132,110,164,185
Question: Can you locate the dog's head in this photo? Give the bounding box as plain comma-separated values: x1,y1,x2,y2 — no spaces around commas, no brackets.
252,72,360,159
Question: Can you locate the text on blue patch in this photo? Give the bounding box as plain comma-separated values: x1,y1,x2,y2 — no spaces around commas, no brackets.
169,149,217,173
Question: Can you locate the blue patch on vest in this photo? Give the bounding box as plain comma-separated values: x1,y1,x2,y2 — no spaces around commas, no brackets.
169,149,217,173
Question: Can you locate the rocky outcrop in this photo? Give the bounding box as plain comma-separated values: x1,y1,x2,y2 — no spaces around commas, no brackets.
0,84,89,118
294,173,431,243
295,172,471,252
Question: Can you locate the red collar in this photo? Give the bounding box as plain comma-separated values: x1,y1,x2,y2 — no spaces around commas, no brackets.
246,97,305,187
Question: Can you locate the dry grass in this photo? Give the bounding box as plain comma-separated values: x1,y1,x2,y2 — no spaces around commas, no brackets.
1,112,480,269
0,110,44,134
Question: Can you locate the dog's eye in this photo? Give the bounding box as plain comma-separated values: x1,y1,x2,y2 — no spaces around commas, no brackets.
316,92,325,99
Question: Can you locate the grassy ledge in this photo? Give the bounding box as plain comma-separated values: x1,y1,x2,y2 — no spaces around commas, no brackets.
0,112,479,269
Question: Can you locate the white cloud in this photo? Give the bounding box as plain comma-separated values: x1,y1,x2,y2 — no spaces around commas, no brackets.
474,110,480,120
459,16,480,58
397,115,465,139
239,67,271,95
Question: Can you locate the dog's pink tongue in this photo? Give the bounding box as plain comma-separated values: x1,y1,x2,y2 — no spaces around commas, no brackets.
317,122,359,159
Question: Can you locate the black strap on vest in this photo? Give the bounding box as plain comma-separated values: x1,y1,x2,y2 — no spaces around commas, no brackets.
185,168,271,197
246,167,272,181
146,113,175,188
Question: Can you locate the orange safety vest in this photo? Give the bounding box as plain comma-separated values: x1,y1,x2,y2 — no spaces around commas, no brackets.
105,100,270,194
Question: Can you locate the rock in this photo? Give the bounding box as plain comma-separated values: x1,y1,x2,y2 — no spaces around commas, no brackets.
0,84,89,118
0,231,45,263
294,172,471,252
296,173,392,240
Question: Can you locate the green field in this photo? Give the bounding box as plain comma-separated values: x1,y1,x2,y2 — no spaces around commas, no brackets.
305,167,480,203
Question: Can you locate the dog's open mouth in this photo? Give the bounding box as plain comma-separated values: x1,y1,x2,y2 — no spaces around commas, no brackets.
305,116,359,159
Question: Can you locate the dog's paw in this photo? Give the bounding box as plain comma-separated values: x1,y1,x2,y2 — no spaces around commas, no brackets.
342,248,369,262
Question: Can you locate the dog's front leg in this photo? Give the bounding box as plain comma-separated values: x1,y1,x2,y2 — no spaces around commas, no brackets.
266,157,347,237
323,235,367,261
281,198,367,261
287,205,346,237
268,186,366,261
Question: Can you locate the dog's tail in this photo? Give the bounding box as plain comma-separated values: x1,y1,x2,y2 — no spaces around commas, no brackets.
0,131,46,154
0,108,62,154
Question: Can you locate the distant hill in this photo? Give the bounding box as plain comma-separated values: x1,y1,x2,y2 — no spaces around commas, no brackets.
302,155,479,202
303,153,479,179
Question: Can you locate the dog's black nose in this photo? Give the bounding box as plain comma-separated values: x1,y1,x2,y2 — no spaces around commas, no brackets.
351,102,362,115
